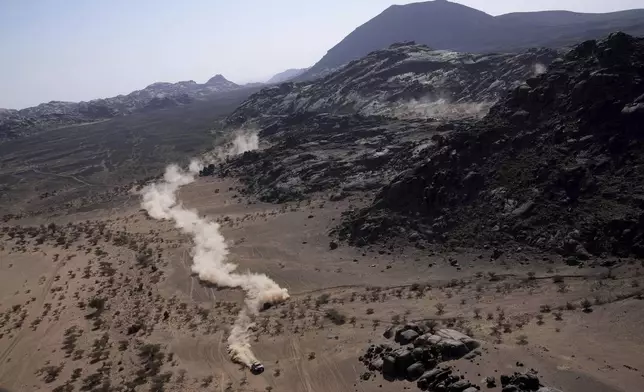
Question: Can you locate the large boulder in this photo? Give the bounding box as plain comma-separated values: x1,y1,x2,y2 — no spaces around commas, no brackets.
448,379,473,391
437,338,470,359
398,329,420,345
436,329,480,351
382,355,397,380
417,367,452,390
406,362,426,381
394,348,415,375
501,372,543,391
414,329,478,359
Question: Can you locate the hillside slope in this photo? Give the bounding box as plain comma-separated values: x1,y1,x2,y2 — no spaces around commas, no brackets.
228,43,558,124
267,68,309,84
340,32,644,258
0,74,241,140
300,0,644,80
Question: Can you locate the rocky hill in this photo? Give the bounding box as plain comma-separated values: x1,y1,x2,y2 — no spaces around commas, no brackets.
266,68,309,84
0,74,241,140
300,0,644,80
228,43,559,125
339,32,644,258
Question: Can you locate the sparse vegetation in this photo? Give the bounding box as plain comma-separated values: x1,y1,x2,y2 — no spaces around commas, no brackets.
325,308,347,325
581,298,593,312
37,364,64,383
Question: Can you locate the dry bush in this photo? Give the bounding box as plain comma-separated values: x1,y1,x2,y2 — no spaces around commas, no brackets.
325,308,346,325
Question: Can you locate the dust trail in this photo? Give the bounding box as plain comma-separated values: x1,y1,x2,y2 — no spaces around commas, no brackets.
140,132,289,368
534,63,547,75
364,97,494,119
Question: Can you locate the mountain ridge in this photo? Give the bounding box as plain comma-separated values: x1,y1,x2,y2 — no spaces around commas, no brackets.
266,68,309,84
0,74,242,140
227,43,559,126
298,0,644,80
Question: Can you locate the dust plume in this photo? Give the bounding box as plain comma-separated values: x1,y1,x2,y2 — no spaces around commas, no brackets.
534,63,547,75
365,97,494,120
140,131,289,368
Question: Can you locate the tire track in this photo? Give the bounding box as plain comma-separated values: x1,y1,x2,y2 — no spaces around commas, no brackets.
289,338,315,392
0,259,63,367
320,351,350,392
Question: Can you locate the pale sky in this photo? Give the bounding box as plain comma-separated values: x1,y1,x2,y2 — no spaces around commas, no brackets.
1,0,643,109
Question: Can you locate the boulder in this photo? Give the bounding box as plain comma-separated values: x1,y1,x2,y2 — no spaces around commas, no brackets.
501,372,542,391
448,379,472,391
406,362,426,381
398,329,420,345
382,355,397,380
414,333,443,347
436,329,480,351
394,348,415,375
369,357,383,371
436,338,470,359
417,367,452,390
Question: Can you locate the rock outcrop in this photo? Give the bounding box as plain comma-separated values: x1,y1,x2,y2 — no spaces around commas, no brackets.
360,326,480,390
228,44,559,125
340,33,644,258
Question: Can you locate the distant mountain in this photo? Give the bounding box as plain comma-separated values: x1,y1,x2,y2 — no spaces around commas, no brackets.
0,74,241,140
227,42,559,125
267,68,309,84
299,0,644,80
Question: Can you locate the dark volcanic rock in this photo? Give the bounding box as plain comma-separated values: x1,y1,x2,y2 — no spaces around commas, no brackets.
500,371,543,391
228,44,558,124
340,33,644,258
221,113,442,203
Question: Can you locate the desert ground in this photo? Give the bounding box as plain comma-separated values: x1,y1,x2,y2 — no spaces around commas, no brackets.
2,172,643,392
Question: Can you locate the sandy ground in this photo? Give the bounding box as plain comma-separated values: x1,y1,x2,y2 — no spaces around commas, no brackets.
1,176,643,392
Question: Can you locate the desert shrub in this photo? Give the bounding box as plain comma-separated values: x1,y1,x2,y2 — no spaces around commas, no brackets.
325,308,346,325
150,372,173,392
37,364,63,383
315,294,330,307
581,298,593,312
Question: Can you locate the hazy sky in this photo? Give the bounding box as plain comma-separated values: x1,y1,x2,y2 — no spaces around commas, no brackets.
1,0,643,109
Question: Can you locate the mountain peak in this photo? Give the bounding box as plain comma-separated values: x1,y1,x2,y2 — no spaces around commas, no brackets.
299,1,644,81
206,74,232,85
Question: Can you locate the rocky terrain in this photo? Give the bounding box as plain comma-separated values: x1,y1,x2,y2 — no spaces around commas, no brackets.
220,32,644,261
217,113,438,203
266,68,309,84
2,24,644,392
0,74,243,140
300,0,644,80
341,32,644,258
228,43,558,125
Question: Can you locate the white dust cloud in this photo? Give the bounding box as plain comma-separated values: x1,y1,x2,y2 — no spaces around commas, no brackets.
365,98,494,120
533,63,547,75
140,132,289,368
